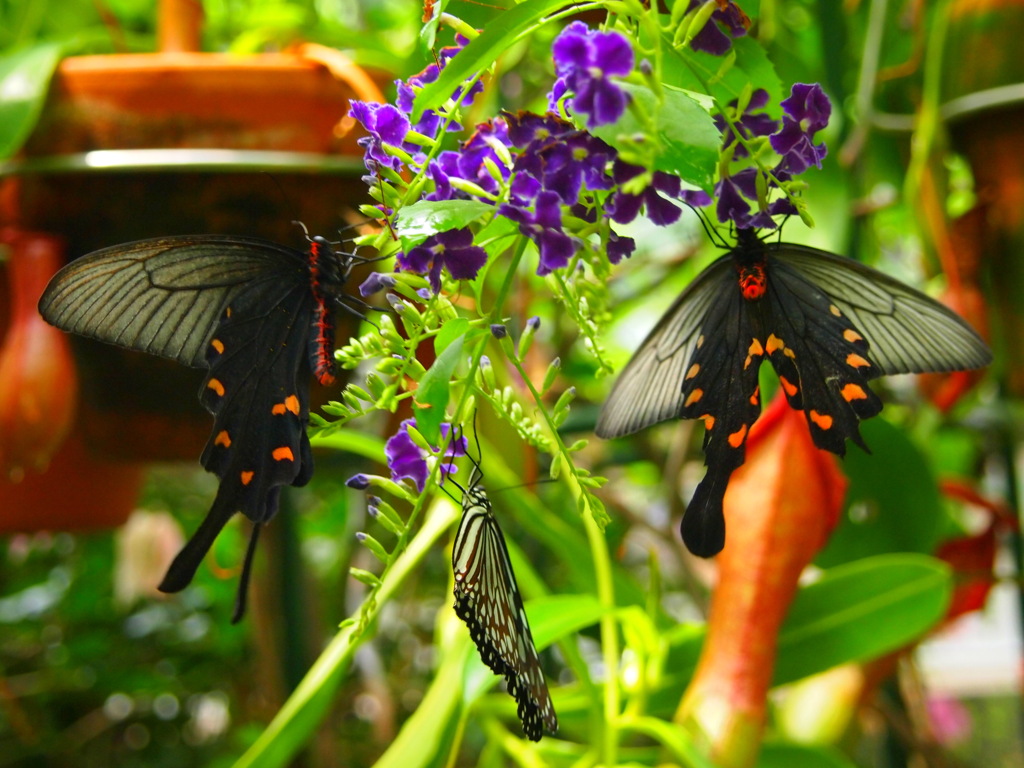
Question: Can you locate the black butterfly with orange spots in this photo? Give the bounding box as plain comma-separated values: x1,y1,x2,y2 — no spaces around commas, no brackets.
597,227,991,557
39,233,358,620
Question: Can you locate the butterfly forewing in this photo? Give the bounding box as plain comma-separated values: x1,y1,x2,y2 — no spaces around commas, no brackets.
770,244,991,374
595,256,735,439
452,482,557,741
39,236,308,368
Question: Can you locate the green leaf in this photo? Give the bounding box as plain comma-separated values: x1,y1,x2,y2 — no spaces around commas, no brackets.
434,316,470,356
397,199,494,250
0,43,63,160
816,418,946,568
412,0,569,121
592,83,719,191
413,333,466,443
772,553,951,684
666,36,782,118
657,554,951,711
758,742,859,768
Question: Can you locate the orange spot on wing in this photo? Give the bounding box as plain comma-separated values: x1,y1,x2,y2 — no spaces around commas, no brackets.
749,386,760,406
748,339,764,357
284,394,300,414
841,383,867,401
728,424,748,447
215,430,231,448
685,388,704,406
240,470,254,486
696,334,705,348
843,329,863,343
846,353,871,368
784,347,796,359
210,338,224,354
207,378,225,397
829,304,841,317
701,414,715,430
809,410,833,430
779,376,798,397
686,363,701,380
272,403,287,415
272,447,295,462
766,334,785,354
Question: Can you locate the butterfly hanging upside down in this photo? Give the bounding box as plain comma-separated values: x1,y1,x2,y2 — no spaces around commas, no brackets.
38,231,361,620
596,227,992,557
449,459,558,741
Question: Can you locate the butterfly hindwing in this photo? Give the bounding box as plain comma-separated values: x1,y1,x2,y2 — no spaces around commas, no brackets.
452,480,557,741
762,258,883,455
677,270,764,556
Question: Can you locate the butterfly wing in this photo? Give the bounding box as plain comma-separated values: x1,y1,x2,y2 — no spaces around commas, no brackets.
595,255,736,439
159,278,317,618
769,243,991,374
38,235,308,367
40,235,324,620
452,488,557,741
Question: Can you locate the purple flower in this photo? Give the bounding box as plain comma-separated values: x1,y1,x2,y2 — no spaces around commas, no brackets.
359,272,395,297
385,419,468,492
397,228,488,294
349,102,411,172
770,83,831,174
687,0,750,55
607,162,683,226
499,190,577,275
607,231,636,264
550,22,634,127
490,324,508,338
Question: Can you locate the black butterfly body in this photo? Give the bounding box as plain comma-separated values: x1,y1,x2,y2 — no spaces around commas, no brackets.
39,234,353,619
451,466,557,740
596,228,991,557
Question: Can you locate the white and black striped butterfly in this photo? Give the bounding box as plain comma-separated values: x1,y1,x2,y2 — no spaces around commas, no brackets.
597,227,991,557
448,456,557,741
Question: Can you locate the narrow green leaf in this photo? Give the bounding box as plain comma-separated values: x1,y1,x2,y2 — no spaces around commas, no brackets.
434,317,470,356
758,741,859,768
412,0,569,121
413,333,466,443
0,42,63,160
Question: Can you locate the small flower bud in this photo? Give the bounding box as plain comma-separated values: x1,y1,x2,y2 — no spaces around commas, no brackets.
490,324,508,339
346,474,370,490
359,272,395,297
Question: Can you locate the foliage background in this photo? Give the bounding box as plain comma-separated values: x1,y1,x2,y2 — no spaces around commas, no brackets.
0,0,1019,767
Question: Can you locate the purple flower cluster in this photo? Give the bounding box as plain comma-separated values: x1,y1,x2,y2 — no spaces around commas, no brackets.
699,83,832,229
549,22,634,127
384,419,468,491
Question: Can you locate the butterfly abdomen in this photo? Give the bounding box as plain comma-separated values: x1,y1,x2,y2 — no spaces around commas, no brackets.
306,237,338,387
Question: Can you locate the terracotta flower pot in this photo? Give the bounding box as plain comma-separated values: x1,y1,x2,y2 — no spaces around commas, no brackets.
1,46,386,463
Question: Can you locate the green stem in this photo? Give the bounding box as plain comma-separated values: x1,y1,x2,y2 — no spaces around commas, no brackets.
505,355,620,766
